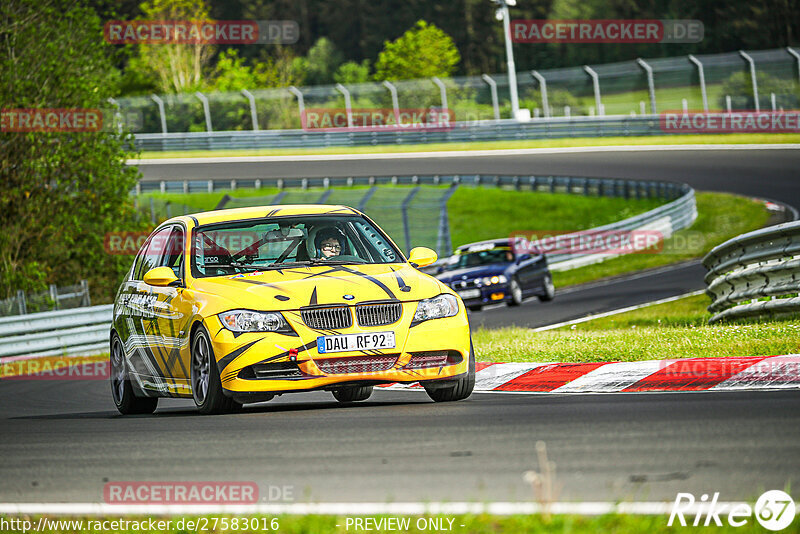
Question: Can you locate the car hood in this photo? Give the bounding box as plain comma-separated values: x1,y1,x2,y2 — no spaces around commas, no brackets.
436,264,510,284
190,263,445,311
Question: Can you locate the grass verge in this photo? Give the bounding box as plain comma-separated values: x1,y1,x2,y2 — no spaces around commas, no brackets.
473,293,800,363
135,133,800,159
6,513,791,534
551,192,772,288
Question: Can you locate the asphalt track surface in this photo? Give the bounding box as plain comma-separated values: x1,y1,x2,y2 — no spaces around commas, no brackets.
1,147,798,505
1,380,799,503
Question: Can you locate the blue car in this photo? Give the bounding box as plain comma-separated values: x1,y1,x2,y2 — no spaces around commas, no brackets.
435,239,554,311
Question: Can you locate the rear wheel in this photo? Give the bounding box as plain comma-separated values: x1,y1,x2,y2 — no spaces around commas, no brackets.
332,385,373,403
507,277,523,306
539,273,555,302
191,326,242,415
424,342,475,402
110,333,158,415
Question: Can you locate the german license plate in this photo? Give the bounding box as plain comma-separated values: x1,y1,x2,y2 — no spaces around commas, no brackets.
317,332,396,354
457,289,481,300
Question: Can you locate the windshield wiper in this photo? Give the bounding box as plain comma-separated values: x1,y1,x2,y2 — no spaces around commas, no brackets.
203,260,261,271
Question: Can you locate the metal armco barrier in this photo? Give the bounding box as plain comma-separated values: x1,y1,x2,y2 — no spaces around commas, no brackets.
0,305,112,360
132,115,668,151
704,220,800,323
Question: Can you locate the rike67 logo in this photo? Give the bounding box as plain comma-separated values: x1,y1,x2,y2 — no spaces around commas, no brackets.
669,490,795,531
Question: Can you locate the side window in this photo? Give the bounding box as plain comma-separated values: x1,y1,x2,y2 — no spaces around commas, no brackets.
133,227,172,280
160,227,185,279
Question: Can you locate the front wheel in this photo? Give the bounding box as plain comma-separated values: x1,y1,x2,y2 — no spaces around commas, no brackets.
332,385,373,402
539,273,555,302
110,333,158,415
467,304,483,312
191,326,242,415
424,343,475,402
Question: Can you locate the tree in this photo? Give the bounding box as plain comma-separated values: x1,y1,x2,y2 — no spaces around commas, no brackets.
334,60,371,85
134,0,215,93
291,37,342,86
374,20,460,81
0,0,142,301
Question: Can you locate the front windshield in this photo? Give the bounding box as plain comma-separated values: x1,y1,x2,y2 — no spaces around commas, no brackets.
445,247,514,271
191,215,401,278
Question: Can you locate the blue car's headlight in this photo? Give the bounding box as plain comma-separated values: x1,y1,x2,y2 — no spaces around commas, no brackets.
476,274,508,287
219,310,291,333
413,294,459,323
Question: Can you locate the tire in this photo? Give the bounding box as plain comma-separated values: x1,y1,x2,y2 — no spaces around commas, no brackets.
191,326,242,415
507,277,523,306
110,333,158,415
332,385,373,402
539,273,555,302
467,304,483,312
424,342,476,402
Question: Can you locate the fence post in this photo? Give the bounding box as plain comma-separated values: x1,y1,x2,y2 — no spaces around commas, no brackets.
583,66,603,116
787,48,800,85
481,74,500,120
401,187,421,254
81,279,91,307
150,94,168,134
739,51,759,112
288,86,305,126
150,197,156,224
436,185,459,257
107,97,123,134
194,92,213,132
335,83,354,128
530,71,549,119
636,58,657,114
240,89,259,131
16,290,27,315
382,81,401,124
688,54,709,112
49,284,59,311
432,77,448,111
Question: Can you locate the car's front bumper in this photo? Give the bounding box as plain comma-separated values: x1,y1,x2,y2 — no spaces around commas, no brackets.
451,283,511,306
208,304,471,395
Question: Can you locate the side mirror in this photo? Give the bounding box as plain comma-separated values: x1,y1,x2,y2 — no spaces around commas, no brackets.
143,266,180,287
516,254,531,263
408,247,438,268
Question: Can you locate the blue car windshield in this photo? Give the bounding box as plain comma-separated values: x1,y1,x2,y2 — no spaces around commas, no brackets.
445,248,513,271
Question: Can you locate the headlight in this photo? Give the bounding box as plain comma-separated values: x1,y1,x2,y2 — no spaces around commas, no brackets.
219,310,291,333
476,275,508,286
413,294,459,323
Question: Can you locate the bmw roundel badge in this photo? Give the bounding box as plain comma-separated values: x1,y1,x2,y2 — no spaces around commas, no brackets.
343,294,355,300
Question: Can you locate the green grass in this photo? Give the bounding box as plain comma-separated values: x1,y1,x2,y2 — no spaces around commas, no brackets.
473,292,800,363
11,513,797,533
551,192,772,288
139,185,664,252
135,133,800,159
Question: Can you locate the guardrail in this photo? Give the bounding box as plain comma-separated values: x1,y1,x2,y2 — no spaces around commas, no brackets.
0,305,112,360
703,220,800,323
132,115,673,152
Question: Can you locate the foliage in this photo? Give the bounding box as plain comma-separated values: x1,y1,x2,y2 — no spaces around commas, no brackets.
132,0,214,93
334,60,372,85
374,20,460,81
0,0,144,302
291,37,342,86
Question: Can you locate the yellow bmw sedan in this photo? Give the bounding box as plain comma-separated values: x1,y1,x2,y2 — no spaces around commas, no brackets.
110,205,474,415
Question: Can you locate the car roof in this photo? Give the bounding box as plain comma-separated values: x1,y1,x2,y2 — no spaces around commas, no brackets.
455,238,511,252
164,204,362,227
